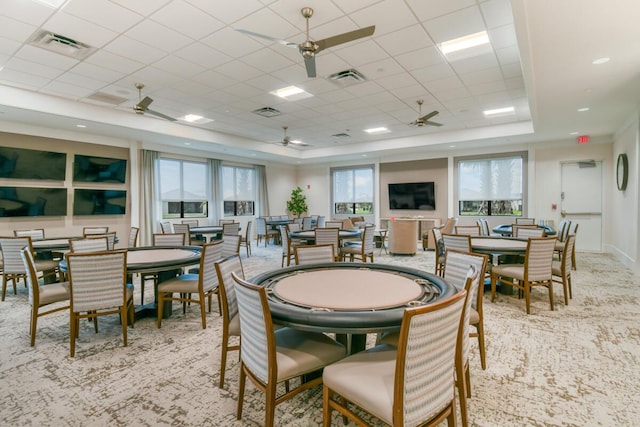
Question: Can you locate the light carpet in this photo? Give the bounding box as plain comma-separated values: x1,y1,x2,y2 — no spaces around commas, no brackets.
1,244,639,426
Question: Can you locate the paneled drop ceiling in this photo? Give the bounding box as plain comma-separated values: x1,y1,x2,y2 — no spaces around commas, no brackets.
0,0,638,163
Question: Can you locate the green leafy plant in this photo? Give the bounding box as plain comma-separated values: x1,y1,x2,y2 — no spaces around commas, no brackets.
286,186,308,218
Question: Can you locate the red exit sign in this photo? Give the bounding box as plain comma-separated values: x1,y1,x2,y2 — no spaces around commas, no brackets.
577,135,589,144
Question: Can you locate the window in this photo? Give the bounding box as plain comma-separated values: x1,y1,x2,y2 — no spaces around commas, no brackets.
332,166,374,215
159,158,208,218
222,165,255,217
457,154,525,216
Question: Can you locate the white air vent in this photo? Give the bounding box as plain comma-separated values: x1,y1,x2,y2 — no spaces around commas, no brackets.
28,30,95,59
86,92,129,105
252,107,281,117
328,69,366,87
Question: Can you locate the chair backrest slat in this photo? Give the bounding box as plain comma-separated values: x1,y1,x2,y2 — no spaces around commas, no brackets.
83,226,109,236
153,233,186,246
67,250,126,313
222,235,241,258
314,228,339,252
442,234,472,253
14,229,45,239
454,225,481,236
215,255,244,324
222,223,240,236
69,236,109,253
0,236,32,274
525,237,557,281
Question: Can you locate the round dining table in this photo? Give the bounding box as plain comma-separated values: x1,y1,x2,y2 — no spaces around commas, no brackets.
492,224,556,237
250,262,456,353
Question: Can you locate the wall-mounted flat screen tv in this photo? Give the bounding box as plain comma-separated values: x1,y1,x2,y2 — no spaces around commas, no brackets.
73,189,126,215
0,147,66,180
0,186,67,217
73,155,127,183
388,182,435,210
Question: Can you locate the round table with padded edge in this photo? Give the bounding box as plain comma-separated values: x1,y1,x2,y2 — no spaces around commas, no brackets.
250,262,456,353
492,224,556,237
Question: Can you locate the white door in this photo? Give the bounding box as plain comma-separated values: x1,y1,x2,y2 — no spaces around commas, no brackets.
560,161,602,252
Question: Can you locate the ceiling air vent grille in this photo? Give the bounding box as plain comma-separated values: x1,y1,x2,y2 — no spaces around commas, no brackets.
328,69,367,87
252,107,282,117
331,132,351,138
28,30,95,59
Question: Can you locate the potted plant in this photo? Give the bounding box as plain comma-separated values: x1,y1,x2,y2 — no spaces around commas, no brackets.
286,186,308,218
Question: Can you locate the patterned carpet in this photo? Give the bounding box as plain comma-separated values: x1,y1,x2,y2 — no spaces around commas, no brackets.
1,244,639,426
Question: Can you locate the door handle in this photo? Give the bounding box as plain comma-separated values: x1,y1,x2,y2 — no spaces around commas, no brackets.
560,210,566,217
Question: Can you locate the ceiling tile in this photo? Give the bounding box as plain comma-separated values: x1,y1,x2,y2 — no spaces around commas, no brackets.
201,27,263,58
173,42,233,69
185,0,264,24
44,11,118,48
350,0,416,36
124,19,194,53
63,0,143,33
2,0,55,26
375,25,434,56
110,0,173,17
0,16,37,42
394,46,445,71
85,49,145,74
0,36,21,56
15,44,78,70
150,0,224,40
424,6,486,44
5,56,63,79
480,0,514,29
406,0,475,22
103,36,167,64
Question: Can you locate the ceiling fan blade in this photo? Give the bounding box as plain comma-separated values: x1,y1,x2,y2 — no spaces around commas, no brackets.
136,96,153,110
315,25,375,53
145,108,177,122
304,55,317,78
424,120,443,127
420,110,439,121
235,29,298,48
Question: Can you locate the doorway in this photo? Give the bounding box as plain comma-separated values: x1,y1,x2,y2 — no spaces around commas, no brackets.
560,160,603,252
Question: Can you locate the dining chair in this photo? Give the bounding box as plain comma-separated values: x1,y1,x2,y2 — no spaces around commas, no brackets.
222,222,240,236
213,254,244,388
231,271,347,427
491,237,557,314
172,223,196,246
255,217,277,247
340,225,375,263
239,220,252,257
322,289,467,427
157,241,221,329
455,225,481,236
20,248,69,347
181,219,205,244
222,234,241,258
515,217,536,225
82,226,109,236
181,219,199,227
324,220,343,229
552,234,576,305
219,219,235,226
1,236,60,301
66,249,133,357
127,226,139,248
513,225,545,238
152,233,186,246
444,252,490,371
160,221,173,233
316,215,326,227
432,226,446,276
293,244,335,265
68,236,109,253
442,233,472,253
13,228,45,239
300,216,313,230
86,232,117,250
314,227,340,261
279,226,295,267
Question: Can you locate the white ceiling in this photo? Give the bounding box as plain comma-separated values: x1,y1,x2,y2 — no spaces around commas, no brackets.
0,0,638,164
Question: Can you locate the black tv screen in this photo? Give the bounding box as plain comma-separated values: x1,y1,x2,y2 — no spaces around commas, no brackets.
0,186,67,217
73,155,127,183
0,147,66,180
388,182,435,210
73,189,126,215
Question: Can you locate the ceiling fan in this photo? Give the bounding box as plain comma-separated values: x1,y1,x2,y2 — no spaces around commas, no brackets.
236,7,375,78
133,83,177,121
272,126,309,147
409,100,443,127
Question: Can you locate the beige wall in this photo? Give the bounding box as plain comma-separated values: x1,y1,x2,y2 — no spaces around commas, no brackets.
0,132,131,245
379,158,447,222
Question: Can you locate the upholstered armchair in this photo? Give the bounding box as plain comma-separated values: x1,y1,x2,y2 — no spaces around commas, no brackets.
388,220,418,255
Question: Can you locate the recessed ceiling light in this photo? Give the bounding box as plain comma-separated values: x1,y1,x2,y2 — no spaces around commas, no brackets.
439,31,490,55
577,107,590,112
592,57,610,65
483,106,515,116
184,142,191,146
270,85,313,101
569,132,579,135
76,124,86,128
364,127,390,134
178,114,213,124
